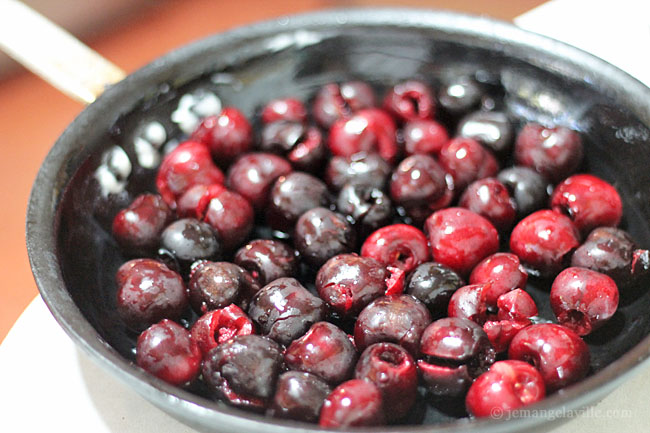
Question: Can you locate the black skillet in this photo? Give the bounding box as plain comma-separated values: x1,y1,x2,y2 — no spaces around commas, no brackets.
11,5,650,433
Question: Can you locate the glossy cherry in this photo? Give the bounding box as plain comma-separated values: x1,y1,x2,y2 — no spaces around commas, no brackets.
234,239,298,286
325,152,391,191
190,107,252,166
160,218,221,270
293,207,356,268
389,154,447,216
116,258,187,331
136,319,201,386
425,207,499,277
156,140,224,209
354,342,417,421
550,267,619,336
319,379,385,427
550,174,623,235
247,277,326,346
261,98,307,124
469,253,528,307
497,166,550,219
187,261,259,313
509,210,581,277
383,80,435,123
336,183,392,238
465,360,545,418
457,110,513,154
361,224,430,274
270,371,331,423
315,254,388,317
406,262,464,318
259,121,325,172
438,76,482,116
403,119,449,155
354,294,431,356
285,321,357,384
190,304,255,356
266,171,329,232
509,323,590,392
226,152,292,210
312,81,376,128
459,178,516,232
112,193,173,254
438,137,499,192
514,123,583,183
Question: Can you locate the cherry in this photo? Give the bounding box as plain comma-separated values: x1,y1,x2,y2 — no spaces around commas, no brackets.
285,321,357,384
403,119,449,156
261,98,307,124
406,262,464,318
497,166,550,219
354,294,431,356
509,210,581,277
160,218,221,271
469,253,528,307
136,319,201,386
483,319,531,353
319,379,385,427
383,80,435,123
425,207,499,277
418,317,495,398
354,342,417,421
312,81,376,128
361,224,430,274
234,239,298,286
187,261,259,313
514,123,583,183
389,154,447,216
509,323,590,392
438,76,482,117
226,152,292,210
266,171,329,232
190,107,252,166
189,304,255,356
112,193,173,254
439,137,499,193
202,335,284,411
294,207,356,268
156,140,224,209
550,174,623,235
116,259,187,331
325,152,391,191
496,289,538,321
457,111,513,154
327,108,398,164
259,121,325,172
465,360,545,417
270,371,331,423
459,177,516,232
550,267,619,336
336,183,392,238
247,277,326,346
315,254,388,317
571,227,650,287
447,283,490,325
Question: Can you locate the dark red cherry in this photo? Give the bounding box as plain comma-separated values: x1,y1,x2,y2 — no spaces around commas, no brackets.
136,319,201,386
234,239,298,286
469,253,528,307
406,262,464,318
497,166,550,219
457,111,513,155
270,371,331,423
226,152,292,210
336,183,392,238
112,193,173,254
190,107,252,166
439,137,499,193
261,98,307,124
361,224,430,274
390,155,447,212
266,172,329,232
459,178,516,232
187,261,259,313
319,379,385,427
294,208,356,268
160,218,221,271
325,152,391,191
259,121,325,172
190,304,255,356
312,81,376,128
403,119,449,156
383,80,435,123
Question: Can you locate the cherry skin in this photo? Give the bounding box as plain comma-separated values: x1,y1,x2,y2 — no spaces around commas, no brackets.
514,123,583,183
325,152,391,191
438,137,499,193
418,317,496,398
112,193,173,254
226,152,292,210
457,110,513,155
459,177,516,232
285,321,358,384
509,323,590,392
190,107,252,166
312,81,376,128
202,334,284,411
319,379,385,428
189,304,255,356
156,140,224,209
247,277,326,346
550,174,623,235
327,108,398,164
406,262,464,319
354,294,431,356
266,171,329,232
550,267,619,336
136,319,202,386
187,261,259,313
354,342,417,421
497,166,550,219
234,239,298,286
261,97,307,124
383,80,435,123
509,210,581,277
336,183,392,238
361,224,430,274
403,119,449,155
270,371,331,423
469,253,528,307
116,259,187,332
259,121,325,172
315,253,388,317
571,227,650,287
390,154,447,212
294,207,356,268
160,218,221,270
465,360,545,418
425,207,499,277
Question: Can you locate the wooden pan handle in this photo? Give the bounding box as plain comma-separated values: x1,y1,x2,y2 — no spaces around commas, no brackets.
0,0,125,104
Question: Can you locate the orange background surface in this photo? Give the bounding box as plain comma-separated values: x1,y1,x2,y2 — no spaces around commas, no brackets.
0,0,545,342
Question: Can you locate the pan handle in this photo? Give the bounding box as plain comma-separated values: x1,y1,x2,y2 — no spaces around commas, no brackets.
0,0,125,105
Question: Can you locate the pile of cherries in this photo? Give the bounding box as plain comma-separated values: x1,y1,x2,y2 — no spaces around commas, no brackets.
110,78,649,428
